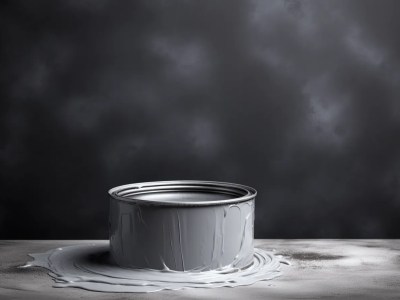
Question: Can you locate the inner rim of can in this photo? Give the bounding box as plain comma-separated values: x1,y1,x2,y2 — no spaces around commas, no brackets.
108,180,257,206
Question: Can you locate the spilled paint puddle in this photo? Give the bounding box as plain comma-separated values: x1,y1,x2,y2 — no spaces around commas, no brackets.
24,242,287,293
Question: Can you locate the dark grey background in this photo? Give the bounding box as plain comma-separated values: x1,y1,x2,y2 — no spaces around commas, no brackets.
1,0,400,239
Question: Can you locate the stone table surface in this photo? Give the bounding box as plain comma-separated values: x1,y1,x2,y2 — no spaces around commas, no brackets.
0,240,399,299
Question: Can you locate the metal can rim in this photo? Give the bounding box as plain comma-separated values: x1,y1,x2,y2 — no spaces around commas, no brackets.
108,180,257,207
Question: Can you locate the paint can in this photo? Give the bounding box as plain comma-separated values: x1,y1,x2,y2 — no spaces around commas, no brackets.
108,180,257,271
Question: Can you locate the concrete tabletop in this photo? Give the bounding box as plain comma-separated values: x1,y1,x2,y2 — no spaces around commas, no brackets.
0,240,399,299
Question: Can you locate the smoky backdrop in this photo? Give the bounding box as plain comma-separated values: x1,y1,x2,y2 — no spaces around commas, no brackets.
1,0,400,238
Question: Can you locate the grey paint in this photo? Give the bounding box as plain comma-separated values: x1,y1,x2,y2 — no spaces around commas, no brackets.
24,243,284,292
108,181,256,271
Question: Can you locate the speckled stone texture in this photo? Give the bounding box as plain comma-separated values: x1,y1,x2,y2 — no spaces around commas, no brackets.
1,240,400,299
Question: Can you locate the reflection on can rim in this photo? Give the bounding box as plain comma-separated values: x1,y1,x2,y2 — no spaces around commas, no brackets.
108,180,257,207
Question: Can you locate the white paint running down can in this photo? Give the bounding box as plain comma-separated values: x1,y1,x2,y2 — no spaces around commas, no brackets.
108,180,257,271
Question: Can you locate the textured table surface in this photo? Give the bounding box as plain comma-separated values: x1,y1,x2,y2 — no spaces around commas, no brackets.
1,240,399,299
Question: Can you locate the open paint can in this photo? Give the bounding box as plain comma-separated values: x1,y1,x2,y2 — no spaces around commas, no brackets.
108,180,257,271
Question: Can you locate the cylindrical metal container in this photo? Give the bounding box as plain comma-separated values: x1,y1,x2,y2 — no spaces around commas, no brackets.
108,180,257,271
